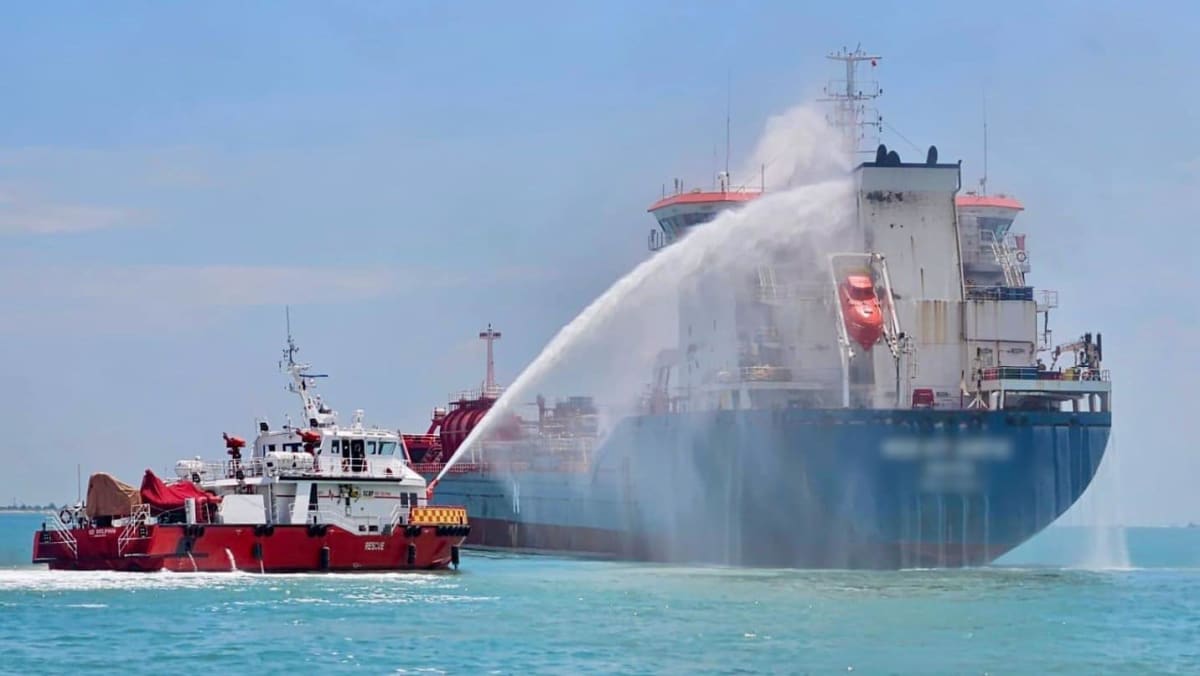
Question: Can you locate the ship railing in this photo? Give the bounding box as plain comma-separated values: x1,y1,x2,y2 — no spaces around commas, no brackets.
410,461,487,475
401,434,440,447
965,285,1034,301
448,385,504,402
178,457,412,482
980,366,1111,382
117,505,152,556
41,509,79,557
177,459,268,482
231,458,266,478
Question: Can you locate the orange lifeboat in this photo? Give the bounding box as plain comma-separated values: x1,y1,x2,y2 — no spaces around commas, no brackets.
839,274,884,350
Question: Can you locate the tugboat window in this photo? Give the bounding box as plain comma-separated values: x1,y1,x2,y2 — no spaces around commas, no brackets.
367,440,377,455
379,441,397,456
400,493,409,506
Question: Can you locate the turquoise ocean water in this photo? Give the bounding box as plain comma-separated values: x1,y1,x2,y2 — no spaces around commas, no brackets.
1,512,1198,674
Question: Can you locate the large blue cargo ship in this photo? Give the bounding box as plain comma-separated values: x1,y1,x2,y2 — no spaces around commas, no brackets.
407,48,1113,568
415,409,1109,568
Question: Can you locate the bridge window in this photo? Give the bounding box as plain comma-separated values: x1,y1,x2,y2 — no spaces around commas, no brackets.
410,492,419,506
401,493,409,506
367,440,377,455
378,441,397,456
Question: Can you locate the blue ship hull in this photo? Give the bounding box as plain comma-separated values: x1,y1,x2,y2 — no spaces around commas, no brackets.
423,409,1110,568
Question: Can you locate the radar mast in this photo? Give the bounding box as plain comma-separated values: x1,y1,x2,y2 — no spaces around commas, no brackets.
820,46,883,155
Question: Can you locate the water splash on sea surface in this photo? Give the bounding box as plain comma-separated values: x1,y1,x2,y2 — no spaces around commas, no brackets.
1056,432,1131,569
1079,433,1131,569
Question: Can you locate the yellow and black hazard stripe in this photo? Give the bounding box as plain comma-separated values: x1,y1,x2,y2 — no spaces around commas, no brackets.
409,506,469,525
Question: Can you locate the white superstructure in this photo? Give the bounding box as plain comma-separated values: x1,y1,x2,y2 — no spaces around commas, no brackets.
175,330,433,533
643,49,1111,416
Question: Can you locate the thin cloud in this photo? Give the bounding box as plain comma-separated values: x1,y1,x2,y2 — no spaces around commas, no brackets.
0,188,134,235
0,262,557,334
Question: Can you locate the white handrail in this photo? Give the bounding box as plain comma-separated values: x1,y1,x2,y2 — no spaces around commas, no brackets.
43,510,78,557
117,505,152,556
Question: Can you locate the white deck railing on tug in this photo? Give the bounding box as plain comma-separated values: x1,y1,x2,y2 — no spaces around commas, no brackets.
175,456,410,483
40,510,79,557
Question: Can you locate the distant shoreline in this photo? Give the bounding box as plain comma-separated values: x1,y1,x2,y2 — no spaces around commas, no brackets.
0,508,55,514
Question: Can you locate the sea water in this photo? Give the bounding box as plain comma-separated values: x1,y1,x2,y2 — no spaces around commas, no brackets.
2,513,1198,674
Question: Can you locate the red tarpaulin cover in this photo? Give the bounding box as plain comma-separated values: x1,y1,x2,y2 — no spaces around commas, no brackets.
139,469,222,515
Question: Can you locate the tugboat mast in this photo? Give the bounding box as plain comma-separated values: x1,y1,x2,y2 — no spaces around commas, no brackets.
279,307,335,428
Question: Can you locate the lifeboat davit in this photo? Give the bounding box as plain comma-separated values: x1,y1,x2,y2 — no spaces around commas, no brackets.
839,274,885,350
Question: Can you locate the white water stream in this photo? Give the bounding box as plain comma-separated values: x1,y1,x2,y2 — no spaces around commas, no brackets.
436,104,852,481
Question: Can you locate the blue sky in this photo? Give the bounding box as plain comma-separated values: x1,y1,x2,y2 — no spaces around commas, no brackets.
0,2,1195,524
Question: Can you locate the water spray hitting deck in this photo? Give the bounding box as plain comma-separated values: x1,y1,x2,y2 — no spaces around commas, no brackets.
435,110,855,482
415,47,1114,568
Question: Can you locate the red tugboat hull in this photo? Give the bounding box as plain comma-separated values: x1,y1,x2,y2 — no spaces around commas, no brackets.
33,521,469,573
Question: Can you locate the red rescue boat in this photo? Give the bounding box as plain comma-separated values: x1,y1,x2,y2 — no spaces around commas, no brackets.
33,331,470,573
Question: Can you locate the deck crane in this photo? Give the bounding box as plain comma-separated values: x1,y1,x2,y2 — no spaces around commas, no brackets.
1050,332,1102,370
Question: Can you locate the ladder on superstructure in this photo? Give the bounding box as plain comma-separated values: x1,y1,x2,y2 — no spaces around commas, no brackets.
757,265,780,302
983,231,1024,287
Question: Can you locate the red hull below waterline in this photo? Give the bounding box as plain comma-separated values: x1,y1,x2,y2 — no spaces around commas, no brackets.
32,522,469,573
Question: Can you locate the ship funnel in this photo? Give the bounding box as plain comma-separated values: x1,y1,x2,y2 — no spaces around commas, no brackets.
926,145,938,165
